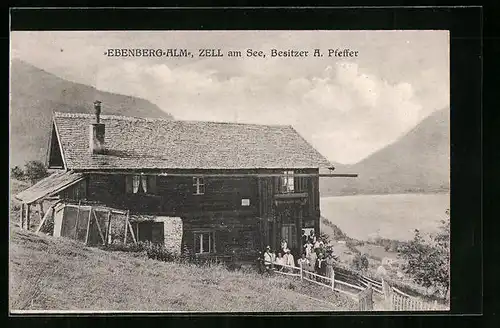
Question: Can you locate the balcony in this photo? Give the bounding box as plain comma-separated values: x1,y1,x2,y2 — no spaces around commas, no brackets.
274,192,308,200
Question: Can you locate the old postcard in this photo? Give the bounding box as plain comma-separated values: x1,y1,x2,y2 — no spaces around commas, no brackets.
9,29,450,313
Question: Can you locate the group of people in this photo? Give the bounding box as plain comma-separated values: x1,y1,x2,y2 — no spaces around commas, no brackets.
260,231,337,282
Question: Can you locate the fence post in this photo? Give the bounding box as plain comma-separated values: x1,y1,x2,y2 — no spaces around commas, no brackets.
123,210,130,244
331,270,335,291
300,262,303,281
26,204,31,231
74,201,81,239
105,210,112,245
84,207,92,245
367,283,373,310
19,203,24,230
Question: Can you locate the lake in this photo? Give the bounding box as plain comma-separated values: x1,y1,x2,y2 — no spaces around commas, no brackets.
320,193,450,242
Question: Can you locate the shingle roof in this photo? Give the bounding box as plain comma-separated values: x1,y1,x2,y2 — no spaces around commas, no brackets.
15,171,85,204
53,112,332,170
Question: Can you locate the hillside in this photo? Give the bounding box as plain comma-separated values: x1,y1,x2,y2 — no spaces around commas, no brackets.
9,59,173,167
9,227,357,312
320,108,450,196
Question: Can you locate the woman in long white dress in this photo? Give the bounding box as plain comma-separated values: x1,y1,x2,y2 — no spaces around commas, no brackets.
325,253,335,280
274,252,285,271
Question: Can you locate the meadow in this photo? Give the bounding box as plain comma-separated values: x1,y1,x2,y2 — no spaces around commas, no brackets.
9,226,357,312
320,193,450,242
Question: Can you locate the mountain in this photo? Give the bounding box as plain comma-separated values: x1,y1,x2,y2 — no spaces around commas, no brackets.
321,108,450,196
9,59,173,167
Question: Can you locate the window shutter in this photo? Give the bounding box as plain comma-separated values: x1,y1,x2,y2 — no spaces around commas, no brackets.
125,175,133,193
148,175,157,194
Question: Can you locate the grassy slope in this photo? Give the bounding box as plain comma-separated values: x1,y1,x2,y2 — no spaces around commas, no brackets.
9,227,357,312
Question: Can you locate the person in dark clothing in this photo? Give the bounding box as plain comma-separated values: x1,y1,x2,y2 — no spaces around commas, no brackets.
256,251,265,274
315,253,327,282
301,229,308,245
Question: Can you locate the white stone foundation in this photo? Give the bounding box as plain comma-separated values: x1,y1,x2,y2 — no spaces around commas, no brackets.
154,216,183,255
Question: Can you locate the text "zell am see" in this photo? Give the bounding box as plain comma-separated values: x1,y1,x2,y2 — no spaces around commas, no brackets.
104,48,359,58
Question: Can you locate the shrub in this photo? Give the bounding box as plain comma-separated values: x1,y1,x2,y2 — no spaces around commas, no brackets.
102,241,149,253
398,209,450,298
11,166,25,180
24,161,50,184
145,243,178,262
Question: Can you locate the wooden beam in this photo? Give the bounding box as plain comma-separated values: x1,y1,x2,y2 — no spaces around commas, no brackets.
319,174,358,178
298,206,303,252
105,210,112,246
39,202,45,221
84,208,92,245
78,171,357,178
62,203,127,215
19,203,24,229
73,201,81,239
257,178,263,217
123,210,130,244
272,218,276,251
26,204,31,231
35,206,54,234
93,210,106,245
127,220,137,244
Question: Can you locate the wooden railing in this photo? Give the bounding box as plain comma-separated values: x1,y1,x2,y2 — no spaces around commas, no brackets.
264,261,371,310
358,283,374,311
381,278,443,311
359,274,384,295
265,261,447,311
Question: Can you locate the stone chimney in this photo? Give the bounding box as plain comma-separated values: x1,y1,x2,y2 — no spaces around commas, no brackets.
89,101,105,154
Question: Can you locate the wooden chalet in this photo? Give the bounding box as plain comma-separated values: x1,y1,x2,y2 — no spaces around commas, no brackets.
15,101,356,260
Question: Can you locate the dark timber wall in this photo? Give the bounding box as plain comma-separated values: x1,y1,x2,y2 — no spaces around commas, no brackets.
62,169,321,254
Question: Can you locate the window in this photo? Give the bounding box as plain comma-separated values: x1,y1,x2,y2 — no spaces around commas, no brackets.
136,221,164,244
126,175,157,194
280,171,295,193
194,231,215,254
193,177,205,195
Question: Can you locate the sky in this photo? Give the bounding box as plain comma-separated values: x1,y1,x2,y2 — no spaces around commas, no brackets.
10,30,449,164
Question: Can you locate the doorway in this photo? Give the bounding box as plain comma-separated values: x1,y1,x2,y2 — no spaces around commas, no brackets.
281,224,297,249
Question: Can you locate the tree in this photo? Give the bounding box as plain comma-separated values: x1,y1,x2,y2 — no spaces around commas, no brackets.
398,209,450,298
319,232,330,245
24,160,49,184
11,166,25,180
352,253,369,271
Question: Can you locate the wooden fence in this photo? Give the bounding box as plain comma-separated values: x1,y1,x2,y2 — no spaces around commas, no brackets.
359,274,383,295
37,202,136,247
265,261,445,312
264,261,372,310
357,283,373,311
381,279,442,311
